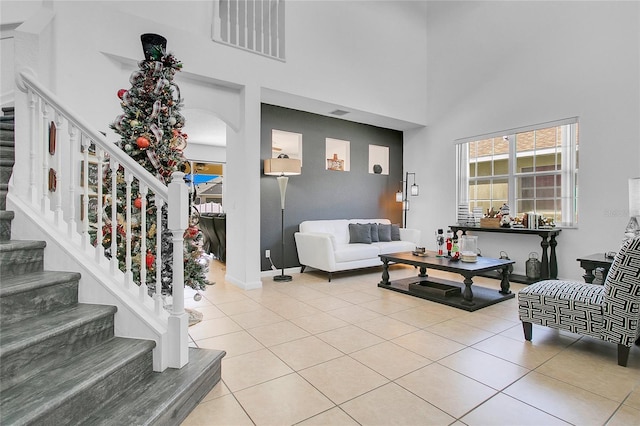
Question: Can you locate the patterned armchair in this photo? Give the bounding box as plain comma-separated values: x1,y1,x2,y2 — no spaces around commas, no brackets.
518,237,640,366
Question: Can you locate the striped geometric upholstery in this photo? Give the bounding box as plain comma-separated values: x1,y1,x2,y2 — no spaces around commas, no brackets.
601,237,640,346
518,281,605,338
518,236,640,366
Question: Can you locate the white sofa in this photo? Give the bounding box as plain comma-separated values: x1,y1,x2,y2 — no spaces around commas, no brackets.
294,219,421,281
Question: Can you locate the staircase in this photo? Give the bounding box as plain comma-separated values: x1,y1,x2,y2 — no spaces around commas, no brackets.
0,107,225,425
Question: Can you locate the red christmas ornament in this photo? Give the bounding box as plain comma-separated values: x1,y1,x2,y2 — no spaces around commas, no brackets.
185,226,199,239
117,89,127,99
146,251,155,268
133,198,142,209
136,136,150,149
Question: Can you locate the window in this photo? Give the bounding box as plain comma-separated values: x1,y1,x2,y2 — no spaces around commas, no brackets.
456,118,579,227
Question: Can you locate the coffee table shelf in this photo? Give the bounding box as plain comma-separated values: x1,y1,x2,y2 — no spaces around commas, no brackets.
378,251,515,312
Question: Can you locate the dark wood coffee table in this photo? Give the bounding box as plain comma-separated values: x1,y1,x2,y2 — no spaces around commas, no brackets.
378,251,516,311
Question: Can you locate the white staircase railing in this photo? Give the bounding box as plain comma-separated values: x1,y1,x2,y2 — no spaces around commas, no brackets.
13,68,189,369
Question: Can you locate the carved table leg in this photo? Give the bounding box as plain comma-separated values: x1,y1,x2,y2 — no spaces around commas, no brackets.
540,235,550,280
582,265,595,283
549,234,558,279
462,275,474,305
380,258,390,285
499,266,511,295
418,266,428,278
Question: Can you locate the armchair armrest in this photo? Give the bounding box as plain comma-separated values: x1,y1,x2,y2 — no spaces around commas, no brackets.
294,232,337,272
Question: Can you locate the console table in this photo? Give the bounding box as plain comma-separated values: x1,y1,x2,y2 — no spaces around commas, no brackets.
576,253,614,284
449,225,561,283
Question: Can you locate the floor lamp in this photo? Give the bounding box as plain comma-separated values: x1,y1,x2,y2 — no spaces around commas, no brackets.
264,155,301,282
396,172,419,227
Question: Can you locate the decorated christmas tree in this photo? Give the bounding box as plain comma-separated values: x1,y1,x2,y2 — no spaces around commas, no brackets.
101,34,209,297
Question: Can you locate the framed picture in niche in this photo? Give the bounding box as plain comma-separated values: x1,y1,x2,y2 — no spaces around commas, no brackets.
325,138,350,171
271,129,302,164
368,145,389,175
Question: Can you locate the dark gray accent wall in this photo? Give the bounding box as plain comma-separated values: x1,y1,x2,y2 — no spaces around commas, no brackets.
260,104,404,271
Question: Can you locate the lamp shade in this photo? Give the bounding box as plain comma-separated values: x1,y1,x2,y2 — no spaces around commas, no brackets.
264,158,301,176
630,177,640,216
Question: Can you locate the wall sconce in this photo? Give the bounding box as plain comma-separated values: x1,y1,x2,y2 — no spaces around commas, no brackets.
396,189,402,203
410,181,419,196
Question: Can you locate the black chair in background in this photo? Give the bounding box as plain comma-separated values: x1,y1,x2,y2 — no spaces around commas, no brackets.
198,214,220,259
213,214,226,263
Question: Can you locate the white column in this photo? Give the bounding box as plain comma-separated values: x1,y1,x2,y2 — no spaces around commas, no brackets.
224,83,262,289
167,172,189,368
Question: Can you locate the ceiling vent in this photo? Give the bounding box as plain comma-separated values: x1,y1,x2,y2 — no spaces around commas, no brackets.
329,109,350,116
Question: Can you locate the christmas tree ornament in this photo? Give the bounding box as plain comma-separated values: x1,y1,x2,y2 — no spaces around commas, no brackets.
194,293,202,302
148,223,157,238
136,136,150,149
134,198,142,209
124,144,132,152
122,90,132,106
130,119,139,127
150,123,163,142
146,250,155,268
141,33,167,61
117,89,127,99
168,116,176,126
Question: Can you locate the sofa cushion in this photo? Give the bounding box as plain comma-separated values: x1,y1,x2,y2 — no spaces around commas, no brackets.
300,220,351,245
369,223,379,242
349,223,372,244
335,244,381,263
374,241,416,254
378,224,392,242
391,224,401,241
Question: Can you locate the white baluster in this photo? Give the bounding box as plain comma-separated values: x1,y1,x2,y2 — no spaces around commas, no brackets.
95,147,105,263
67,124,78,236
27,89,38,204
154,194,164,315
124,170,133,286
110,159,120,275
41,101,50,213
139,183,149,301
167,172,188,368
53,111,64,226
80,135,90,249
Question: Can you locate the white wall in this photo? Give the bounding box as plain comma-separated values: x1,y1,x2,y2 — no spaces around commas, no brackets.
2,0,428,288
406,1,640,279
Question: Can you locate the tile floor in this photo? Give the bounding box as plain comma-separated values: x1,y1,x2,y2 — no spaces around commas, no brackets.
181,260,640,426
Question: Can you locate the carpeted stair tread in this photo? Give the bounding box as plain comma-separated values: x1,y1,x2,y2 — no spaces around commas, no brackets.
0,303,116,355
0,240,46,277
0,270,81,325
0,239,46,251
0,337,156,425
84,347,226,426
0,270,81,296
